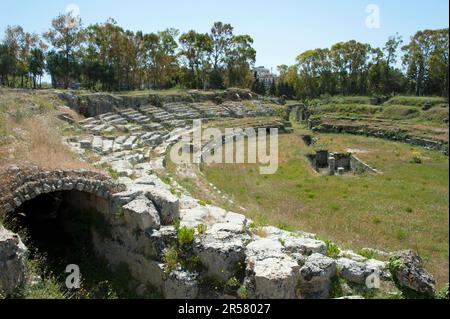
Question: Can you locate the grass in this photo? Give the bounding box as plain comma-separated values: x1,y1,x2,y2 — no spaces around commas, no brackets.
202,128,449,288
308,95,449,127
384,96,448,108
0,88,96,172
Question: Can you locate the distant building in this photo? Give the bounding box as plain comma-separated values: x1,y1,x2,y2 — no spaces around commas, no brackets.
253,66,277,87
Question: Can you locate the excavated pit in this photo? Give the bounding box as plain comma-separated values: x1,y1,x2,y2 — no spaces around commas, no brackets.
306,150,379,175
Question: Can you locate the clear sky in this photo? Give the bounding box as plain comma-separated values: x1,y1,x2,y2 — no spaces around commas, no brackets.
1,0,449,73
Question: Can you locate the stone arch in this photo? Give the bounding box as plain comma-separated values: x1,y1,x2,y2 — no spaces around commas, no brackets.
0,167,125,217
0,166,128,296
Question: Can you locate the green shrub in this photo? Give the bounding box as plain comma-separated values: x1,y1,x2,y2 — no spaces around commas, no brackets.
198,199,212,206
410,156,422,164
163,247,179,274
238,285,249,299
116,206,124,218
358,248,376,260
177,226,195,246
173,218,181,232
329,277,345,298
197,224,207,235
184,255,201,272
325,240,341,258
106,167,119,179
20,276,67,299
225,277,240,294
162,175,171,184
436,284,449,299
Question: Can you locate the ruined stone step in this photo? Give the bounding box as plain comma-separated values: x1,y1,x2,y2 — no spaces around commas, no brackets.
92,136,103,152
102,139,114,155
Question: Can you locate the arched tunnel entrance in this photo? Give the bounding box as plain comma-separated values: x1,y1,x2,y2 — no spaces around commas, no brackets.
0,168,146,299
4,189,138,299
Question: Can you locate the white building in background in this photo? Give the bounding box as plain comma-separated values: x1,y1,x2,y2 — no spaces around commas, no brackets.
253,66,277,87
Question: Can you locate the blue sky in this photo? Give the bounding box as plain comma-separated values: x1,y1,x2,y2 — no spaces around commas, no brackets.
1,0,448,72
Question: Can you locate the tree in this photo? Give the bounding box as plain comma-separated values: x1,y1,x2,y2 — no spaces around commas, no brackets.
0,44,14,86
383,33,403,93
28,48,45,88
44,13,84,88
403,28,449,96
46,50,66,88
209,22,234,88
142,28,179,89
269,78,277,96
179,31,212,89
225,35,256,88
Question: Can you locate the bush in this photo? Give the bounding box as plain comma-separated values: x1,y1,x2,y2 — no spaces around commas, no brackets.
325,240,340,258
106,166,119,179
163,247,179,274
436,284,449,299
225,277,240,294
173,218,181,231
184,255,201,272
238,285,249,299
177,226,195,246
358,248,376,259
197,224,207,235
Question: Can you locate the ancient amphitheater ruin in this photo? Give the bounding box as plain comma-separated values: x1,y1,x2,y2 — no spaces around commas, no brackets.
0,90,438,299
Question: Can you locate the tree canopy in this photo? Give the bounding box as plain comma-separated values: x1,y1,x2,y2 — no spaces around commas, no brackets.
0,14,448,99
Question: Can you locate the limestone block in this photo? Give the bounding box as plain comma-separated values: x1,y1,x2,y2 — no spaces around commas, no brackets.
0,226,27,296
299,253,337,299
123,195,161,231
145,186,180,224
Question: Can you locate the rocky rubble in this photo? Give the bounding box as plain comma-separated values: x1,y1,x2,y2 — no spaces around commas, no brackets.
0,225,27,296
389,250,436,297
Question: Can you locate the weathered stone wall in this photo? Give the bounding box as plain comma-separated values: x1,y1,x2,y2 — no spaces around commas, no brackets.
0,166,438,299
58,89,263,118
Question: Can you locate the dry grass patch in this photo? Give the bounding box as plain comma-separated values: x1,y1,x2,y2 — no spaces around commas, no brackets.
0,88,95,172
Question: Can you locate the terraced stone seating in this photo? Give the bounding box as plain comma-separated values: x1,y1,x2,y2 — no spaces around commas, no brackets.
98,112,128,125
78,117,103,131
246,100,276,117
119,108,152,124
144,122,165,132
190,102,231,118
140,104,175,122
221,101,247,117
163,102,200,120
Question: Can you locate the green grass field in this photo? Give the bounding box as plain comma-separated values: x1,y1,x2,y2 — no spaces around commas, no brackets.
307,95,449,127
200,127,449,288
